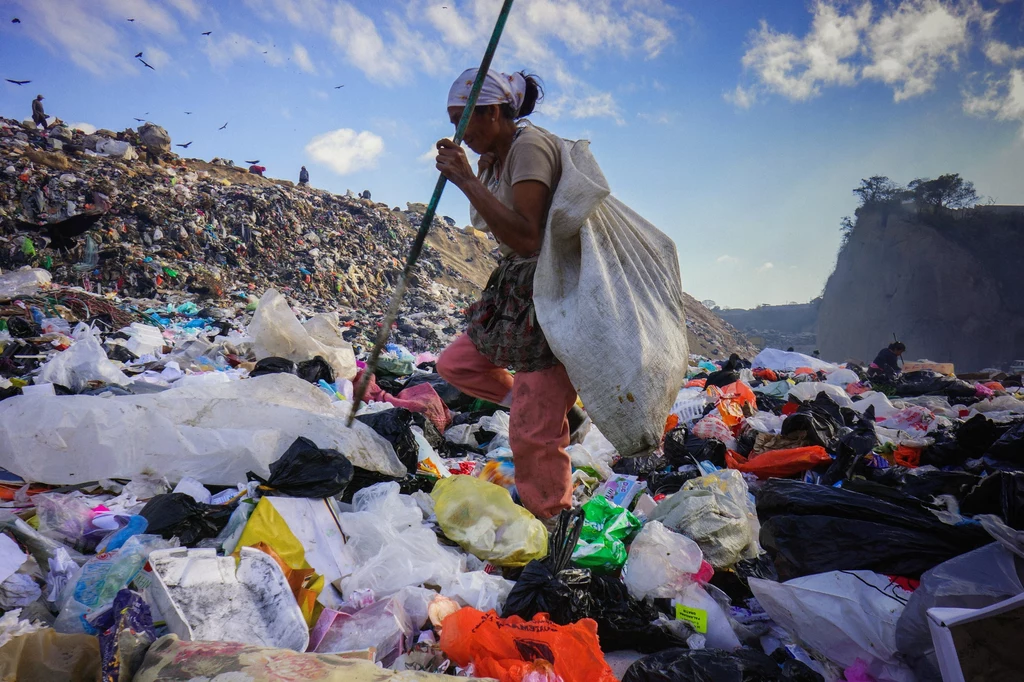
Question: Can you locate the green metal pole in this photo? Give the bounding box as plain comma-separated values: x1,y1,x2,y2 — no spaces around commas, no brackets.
348,0,516,425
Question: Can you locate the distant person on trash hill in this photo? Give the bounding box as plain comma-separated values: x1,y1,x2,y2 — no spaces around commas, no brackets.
359,189,371,200
870,341,905,381
299,166,309,186
31,95,47,129
248,164,265,176
434,67,586,522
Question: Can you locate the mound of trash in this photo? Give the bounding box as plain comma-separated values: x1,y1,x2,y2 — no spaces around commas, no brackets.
1,116,1021,682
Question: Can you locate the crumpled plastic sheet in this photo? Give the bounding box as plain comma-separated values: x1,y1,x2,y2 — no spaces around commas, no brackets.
0,267,51,299
0,373,406,485
752,348,835,372
36,337,131,392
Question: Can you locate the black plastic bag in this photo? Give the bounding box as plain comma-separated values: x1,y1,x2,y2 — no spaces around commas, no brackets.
923,415,1009,468
898,470,981,502
140,493,232,547
587,574,688,653
613,453,668,477
985,421,1024,464
623,647,823,682
663,427,726,469
356,408,419,474
757,479,990,579
782,393,844,451
502,509,593,625
296,356,334,384
247,436,353,498
646,466,702,497
822,407,877,484
411,412,448,457
249,356,297,377
756,392,788,415
340,467,434,503
961,472,1024,528
895,371,976,399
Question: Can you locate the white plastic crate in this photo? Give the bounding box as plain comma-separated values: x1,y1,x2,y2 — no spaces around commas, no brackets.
147,546,309,652
671,388,707,424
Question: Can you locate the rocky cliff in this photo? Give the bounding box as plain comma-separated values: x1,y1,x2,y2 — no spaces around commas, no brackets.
817,205,1024,371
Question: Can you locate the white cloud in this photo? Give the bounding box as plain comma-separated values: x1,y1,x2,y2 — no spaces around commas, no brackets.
293,44,315,73
98,0,181,37
306,128,385,175
144,46,171,69
964,69,1024,138
863,0,993,102
637,111,674,125
67,122,98,134
329,3,406,84
716,255,739,265
735,0,997,104
984,40,1024,66
202,32,285,69
724,85,756,109
757,262,775,273
12,0,133,75
741,1,871,101
166,0,201,21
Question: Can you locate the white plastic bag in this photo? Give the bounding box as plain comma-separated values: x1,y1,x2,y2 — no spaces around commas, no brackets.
752,570,917,682
0,267,51,299
787,382,854,408
532,131,688,458
0,373,405,485
622,521,703,600
440,571,515,613
650,469,760,568
37,337,130,391
248,289,356,380
675,582,741,650
752,348,834,372
825,368,859,386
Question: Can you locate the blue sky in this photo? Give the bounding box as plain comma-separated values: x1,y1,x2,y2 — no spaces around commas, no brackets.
1,0,1023,308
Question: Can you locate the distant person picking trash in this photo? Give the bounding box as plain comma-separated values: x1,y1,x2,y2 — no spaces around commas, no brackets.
299,166,309,186
31,94,47,129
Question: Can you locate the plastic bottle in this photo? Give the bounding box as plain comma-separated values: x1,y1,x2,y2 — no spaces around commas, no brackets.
95,515,149,553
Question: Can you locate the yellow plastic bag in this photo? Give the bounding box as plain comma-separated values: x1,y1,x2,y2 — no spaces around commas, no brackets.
431,475,547,568
235,497,324,625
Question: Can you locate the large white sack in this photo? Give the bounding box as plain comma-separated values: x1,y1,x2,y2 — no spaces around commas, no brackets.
751,571,917,682
248,289,357,380
533,132,688,457
0,373,405,485
752,348,835,372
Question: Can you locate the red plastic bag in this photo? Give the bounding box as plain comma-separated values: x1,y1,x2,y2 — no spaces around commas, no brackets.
360,372,452,432
708,381,757,428
439,608,617,682
894,445,921,468
726,446,831,479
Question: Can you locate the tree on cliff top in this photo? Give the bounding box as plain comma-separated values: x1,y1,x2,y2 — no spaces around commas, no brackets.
909,174,979,211
853,176,906,207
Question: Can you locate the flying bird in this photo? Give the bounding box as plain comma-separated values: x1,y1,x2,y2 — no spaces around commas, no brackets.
218,122,228,130
201,31,212,36
133,117,146,122
139,58,155,70
245,160,259,164
11,18,20,23
184,111,192,115
15,193,112,252
134,51,143,58
5,79,30,85
334,85,345,89
127,18,135,22
176,141,193,148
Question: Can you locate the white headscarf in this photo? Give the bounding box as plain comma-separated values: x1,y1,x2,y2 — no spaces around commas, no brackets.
447,68,527,116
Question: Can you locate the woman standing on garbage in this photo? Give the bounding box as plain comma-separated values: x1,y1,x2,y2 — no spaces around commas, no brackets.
433,68,575,521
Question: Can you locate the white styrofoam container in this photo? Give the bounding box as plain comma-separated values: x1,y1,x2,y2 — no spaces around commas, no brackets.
147,547,309,652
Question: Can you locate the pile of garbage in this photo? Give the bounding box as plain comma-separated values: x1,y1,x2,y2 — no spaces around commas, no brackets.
1,119,1023,682
0,116,484,355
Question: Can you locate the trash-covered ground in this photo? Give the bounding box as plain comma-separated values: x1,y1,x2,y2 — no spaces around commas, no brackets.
1,117,1023,681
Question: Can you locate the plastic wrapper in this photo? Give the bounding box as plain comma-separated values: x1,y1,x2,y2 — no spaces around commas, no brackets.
431,475,547,568
621,521,703,600
0,373,406,485
623,647,824,682
248,436,353,498
896,539,1024,682
54,534,173,635
247,288,356,380
140,494,232,547
0,573,41,611
440,608,617,682
440,570,515,613
95,588,156,682
650,469,761,568
751,571,916,682
36,337,130,392
571,495,640,572
0,626,100,682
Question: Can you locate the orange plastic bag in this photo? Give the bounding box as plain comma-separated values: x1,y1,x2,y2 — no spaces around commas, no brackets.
439,608,617,682
709,381,757,428
894,445,922,468
726,446,831,479
753,368,778,382
686,378,707,388
794,367,816,376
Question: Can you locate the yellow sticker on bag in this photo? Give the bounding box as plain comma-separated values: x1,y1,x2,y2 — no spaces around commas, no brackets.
675,604,708,633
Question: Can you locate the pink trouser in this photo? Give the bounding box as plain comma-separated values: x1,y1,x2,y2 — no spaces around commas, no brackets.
437,334,576,519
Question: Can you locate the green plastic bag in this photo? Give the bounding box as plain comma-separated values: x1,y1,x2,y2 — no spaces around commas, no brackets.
571,495,641,572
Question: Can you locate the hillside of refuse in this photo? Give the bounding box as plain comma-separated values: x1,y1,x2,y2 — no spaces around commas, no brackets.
0,117,751,358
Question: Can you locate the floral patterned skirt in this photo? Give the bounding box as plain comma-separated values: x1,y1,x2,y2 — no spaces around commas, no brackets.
466,254,560,373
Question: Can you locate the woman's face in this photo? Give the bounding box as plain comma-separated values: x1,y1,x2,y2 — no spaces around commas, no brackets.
448,105,502,154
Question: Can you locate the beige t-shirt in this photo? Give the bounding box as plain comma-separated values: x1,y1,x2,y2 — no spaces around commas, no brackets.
470,124,562,257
